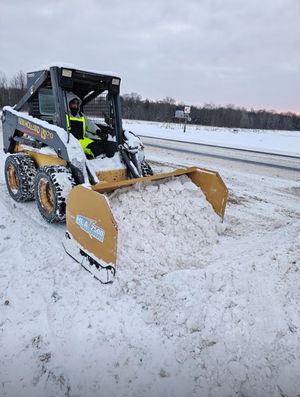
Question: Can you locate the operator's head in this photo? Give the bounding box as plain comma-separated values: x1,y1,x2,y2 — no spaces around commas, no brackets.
69,98,80,117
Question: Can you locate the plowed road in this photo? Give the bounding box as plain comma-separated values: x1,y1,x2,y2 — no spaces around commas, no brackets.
141,136,300,179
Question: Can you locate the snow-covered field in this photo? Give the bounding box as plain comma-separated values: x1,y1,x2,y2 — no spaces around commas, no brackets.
123,119,300,157
0,122,300,397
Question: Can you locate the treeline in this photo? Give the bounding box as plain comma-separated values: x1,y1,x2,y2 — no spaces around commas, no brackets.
1,70,299,131
0,70,26,108
121,93,300,131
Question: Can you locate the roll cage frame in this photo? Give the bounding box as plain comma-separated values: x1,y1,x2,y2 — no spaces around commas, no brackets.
14,66,124,145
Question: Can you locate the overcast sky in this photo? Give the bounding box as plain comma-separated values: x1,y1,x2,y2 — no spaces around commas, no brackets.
0,0,299,113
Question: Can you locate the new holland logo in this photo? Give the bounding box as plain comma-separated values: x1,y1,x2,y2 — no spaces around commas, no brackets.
18,117,54,140
76,215,105,242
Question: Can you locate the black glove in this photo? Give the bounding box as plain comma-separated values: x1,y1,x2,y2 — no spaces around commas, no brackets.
96,129,108,141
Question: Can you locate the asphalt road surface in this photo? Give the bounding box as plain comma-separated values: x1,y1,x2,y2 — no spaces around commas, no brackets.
141,136,300,180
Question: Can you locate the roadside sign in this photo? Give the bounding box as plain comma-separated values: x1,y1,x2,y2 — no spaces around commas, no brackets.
175,107,191,132
175,110,185,119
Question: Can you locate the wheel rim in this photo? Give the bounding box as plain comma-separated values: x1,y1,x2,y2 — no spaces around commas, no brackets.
6,163,19,192
38,177,54,213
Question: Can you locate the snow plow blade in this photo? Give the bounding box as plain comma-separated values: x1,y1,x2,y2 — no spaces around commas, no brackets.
63,167,228,283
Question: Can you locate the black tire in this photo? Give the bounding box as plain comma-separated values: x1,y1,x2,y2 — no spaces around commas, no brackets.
34,165,75,223
141,160,154,176
4,154,37,202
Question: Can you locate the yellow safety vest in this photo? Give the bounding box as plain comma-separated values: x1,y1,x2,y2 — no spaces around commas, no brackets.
66,115,95,158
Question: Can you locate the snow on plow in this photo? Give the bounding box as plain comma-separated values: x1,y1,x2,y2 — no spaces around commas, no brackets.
63,167,228,283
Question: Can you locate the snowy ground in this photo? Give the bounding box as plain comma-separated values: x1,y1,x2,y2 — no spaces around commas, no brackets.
123,119,300,157
0,122,300,397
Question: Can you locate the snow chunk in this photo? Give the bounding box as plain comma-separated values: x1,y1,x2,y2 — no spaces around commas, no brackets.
124,129,142,148
87,152,125,174
277,360,300,397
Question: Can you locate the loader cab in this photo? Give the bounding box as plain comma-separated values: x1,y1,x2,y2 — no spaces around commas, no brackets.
57,67,121,134
21,66,123,144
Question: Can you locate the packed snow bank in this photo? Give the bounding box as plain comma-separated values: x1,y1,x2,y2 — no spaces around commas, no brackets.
111,175,223,278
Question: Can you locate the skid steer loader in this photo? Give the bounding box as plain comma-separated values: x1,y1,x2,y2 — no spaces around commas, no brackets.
1,66,228,283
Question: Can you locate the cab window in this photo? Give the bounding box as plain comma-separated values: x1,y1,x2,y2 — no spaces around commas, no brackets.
39,88,55,115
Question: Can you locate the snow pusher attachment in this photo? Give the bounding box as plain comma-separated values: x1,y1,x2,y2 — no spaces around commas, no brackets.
63,186,117,283
63,166,228,283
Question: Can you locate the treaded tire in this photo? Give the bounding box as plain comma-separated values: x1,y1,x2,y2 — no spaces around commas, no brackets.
4,154,37,202
141,160,154,176
34,165,75,223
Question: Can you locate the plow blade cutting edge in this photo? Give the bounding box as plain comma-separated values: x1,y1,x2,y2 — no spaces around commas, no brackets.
63,167,228,283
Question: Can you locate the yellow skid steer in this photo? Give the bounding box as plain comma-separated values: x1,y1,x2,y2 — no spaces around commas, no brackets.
1,66,228,283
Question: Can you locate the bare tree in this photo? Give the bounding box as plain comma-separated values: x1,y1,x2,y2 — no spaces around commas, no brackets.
0,71,8,108
10,70,26,90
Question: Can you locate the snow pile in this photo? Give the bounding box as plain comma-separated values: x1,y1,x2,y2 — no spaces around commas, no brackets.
87,152,125,175
110,175,223,279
